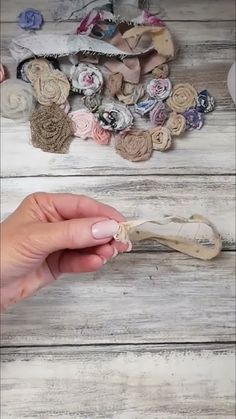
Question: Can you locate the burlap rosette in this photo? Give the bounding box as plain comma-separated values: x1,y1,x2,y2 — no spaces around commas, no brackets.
115,130,153,162
117,82,145,105
166,112,186,136
152,63,169,79
149,126,172,151
107,72,123,96
24,58,54,83
0,79,36,120
30,104,74,153
33,69,70,106
167,83,197,113
17,57,59,83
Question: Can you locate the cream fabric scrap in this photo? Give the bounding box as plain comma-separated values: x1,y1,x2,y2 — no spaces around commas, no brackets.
10,33,153,63
114,215,222,260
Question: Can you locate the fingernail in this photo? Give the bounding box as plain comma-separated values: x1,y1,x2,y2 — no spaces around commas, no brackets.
112,247,118,258
126,240,132,252
92,220,119,240
101,257,107,265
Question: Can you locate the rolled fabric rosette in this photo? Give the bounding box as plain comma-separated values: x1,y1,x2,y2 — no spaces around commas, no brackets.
167,83,197,113
33,69,70,106
97,103,133,131
115,129,153,162
146,77,172,100
30,104,74,153
68,109,96,139
70,63,103,96
0,79,36,120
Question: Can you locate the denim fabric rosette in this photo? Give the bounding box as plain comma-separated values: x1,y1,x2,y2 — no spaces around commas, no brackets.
196,90,215,113
135,98,157,116
18,8,43,30
183,108,204,130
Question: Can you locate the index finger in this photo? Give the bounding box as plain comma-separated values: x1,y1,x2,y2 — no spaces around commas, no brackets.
39,193,125,222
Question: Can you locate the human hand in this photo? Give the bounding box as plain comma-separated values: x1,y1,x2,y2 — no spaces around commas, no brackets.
0,193,128,310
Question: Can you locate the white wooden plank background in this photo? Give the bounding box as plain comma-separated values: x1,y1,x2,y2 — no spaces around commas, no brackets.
1,0,235,417
1,344,235,418
1,0,235,21
1,110,235,176
1,252,235,345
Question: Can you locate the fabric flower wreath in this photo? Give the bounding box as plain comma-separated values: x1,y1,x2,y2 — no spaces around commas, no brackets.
33,69,70,106
115,130,153,162
30,104,74,153
18,8,43,30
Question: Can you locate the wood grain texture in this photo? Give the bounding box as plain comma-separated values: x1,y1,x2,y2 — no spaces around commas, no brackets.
1,344,235,418
2,111,235,176
1,252,235,346
1,175,235,249
1,0,235,22
114,0,236,21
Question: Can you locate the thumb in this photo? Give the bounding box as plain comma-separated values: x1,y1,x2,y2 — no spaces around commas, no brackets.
30,217,120,255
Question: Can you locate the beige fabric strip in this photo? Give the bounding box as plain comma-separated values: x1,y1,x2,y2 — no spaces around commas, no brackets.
113,215,222,260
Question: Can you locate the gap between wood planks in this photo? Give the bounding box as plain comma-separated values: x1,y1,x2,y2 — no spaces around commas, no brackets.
2,173,235,178
1,341,235,349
